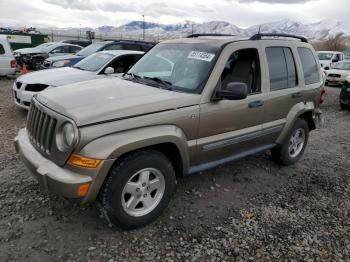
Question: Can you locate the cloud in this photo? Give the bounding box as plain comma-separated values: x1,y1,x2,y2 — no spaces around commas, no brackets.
233,0,314,3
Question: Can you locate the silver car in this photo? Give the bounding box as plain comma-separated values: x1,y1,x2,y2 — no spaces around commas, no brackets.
13,50,144,109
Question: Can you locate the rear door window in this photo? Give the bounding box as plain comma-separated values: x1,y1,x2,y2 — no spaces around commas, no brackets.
297,47,320,85
124,44,142,51
0,44,5,55
266,47,297,91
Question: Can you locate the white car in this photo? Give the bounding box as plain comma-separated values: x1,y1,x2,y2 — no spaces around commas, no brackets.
325,60,350,86
13,50,143,109
0,35,16,76
317,51,345,70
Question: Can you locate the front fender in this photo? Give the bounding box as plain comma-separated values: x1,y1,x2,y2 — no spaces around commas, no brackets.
78,125,190,173
276,101,315,144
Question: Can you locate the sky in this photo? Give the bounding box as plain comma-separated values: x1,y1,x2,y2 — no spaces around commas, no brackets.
0,0,349,29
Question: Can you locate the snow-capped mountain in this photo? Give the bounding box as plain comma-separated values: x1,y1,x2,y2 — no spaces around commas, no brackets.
38,19,350,41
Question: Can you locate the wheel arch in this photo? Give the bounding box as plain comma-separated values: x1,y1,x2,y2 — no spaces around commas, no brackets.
276,101,316,144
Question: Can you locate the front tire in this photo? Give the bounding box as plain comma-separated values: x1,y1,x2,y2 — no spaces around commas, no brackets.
271,118,309,166
340,103,348,110
100,150,176,229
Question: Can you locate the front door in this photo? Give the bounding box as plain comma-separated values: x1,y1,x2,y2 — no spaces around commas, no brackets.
194,43,268,166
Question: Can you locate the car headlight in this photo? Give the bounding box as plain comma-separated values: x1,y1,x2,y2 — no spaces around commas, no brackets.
52,60,70,68
57,122,78,151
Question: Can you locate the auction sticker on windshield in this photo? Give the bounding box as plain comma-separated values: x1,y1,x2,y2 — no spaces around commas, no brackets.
187,51,215,62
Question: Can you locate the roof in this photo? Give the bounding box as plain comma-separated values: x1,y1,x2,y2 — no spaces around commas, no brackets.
99,50,144,56
162,36,248,48
317,51,343,53
162,33,309,48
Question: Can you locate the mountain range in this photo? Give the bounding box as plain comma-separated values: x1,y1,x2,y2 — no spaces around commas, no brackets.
39,19,350,42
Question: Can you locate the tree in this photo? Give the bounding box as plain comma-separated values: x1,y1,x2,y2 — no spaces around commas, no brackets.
324,33,347,51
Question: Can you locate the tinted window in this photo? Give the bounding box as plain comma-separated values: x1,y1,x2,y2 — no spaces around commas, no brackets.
284,48,298,88
266,47,297,91
0,44,4,55
77,42,105,56
124,44,141,51
103,44,123,51
298,47,320,85
51,45,70,54
70,46,81,53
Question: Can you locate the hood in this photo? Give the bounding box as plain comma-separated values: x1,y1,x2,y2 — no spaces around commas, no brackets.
17,67,97,87
36,77,200,126
15,47,42,55
327,69,350,77
46,54,82,62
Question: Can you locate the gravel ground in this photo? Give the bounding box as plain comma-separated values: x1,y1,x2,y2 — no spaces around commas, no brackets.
0,76,349,261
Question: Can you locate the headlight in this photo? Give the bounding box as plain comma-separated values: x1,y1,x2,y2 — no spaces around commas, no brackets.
57,122,78,151
52,60,70,68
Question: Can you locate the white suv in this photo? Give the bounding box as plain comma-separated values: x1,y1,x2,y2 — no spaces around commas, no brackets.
317,51,345,70
0,35,16,77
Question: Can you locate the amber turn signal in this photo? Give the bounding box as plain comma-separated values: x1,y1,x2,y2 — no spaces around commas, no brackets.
77,183,90,196
68,154,101,168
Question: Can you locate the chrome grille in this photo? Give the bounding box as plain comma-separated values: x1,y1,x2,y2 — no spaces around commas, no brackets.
27,103,57,154
328,73,341,78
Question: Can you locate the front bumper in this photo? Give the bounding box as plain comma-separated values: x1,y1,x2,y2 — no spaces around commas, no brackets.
12,82,33,110
326,77,345,86
14,129,93,200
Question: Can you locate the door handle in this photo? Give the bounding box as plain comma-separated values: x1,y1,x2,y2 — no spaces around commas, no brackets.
248,100,264,108
292,92,303,98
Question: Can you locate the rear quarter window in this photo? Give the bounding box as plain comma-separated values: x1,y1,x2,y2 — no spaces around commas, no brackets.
0,44,5,55
298,47,320,85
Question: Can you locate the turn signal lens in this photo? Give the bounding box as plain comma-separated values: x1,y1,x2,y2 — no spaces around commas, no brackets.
77,183,90,196
68,154,101,168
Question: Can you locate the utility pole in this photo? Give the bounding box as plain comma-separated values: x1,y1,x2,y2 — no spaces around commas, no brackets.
142,14,145,40
192,24,194,35
78,24,81,40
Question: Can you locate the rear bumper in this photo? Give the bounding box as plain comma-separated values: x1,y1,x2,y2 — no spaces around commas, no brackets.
14,129,93,200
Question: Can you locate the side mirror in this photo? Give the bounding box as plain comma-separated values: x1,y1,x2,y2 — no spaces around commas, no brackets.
104,67,114,75
332,58,338,63
215,82,248,101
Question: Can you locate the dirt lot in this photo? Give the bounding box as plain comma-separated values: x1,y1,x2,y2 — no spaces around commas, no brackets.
0,76,349,261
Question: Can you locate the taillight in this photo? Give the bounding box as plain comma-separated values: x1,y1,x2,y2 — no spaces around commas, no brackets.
10,59,17,68
319,87,326,104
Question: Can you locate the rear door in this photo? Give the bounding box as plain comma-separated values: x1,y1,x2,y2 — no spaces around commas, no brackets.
0,40,14,76
260,41,321,144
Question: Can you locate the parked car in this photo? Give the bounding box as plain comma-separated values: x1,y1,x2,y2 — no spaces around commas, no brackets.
60,39,92,47
0,35,16,76
42,40,155,69
340,79,350,109
325,60,350,86
13,50,143,109
317,51,345,70
14,42,82,70
14,33,323,229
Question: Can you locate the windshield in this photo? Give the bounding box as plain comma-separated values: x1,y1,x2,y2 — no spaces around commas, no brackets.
77,42,105,56
127,43,220,93
334,62,350,70
73,52,113,72
318,53,334,60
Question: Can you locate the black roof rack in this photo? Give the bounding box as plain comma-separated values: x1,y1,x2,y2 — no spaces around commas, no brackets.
187,33,236,38
250,33,308,43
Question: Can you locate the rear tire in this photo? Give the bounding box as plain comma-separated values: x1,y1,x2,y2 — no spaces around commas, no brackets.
271,118,309,166
100,150,176,229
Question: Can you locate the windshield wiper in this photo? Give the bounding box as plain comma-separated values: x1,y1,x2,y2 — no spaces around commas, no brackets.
123,72,142,80
74,66,86,71
143,76,173,90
